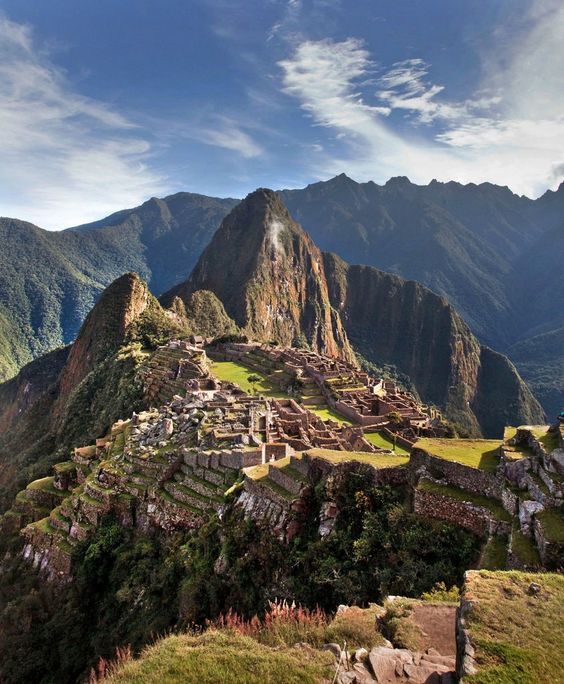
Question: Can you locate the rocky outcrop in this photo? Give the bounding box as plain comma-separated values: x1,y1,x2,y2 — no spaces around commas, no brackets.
162,189,356,363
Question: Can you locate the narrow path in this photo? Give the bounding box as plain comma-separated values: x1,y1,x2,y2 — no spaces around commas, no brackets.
411,604,457,655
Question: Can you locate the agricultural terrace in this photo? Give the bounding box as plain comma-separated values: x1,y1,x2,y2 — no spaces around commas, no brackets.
305,448,410,468
414,438,501,473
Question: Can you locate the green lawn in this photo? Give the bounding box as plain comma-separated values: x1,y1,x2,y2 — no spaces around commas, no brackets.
511,524,541,567
530,426,559,453
414,438,501,473
463,570,564,684
309,406,352,425
210,360,287,398
365,431,411,456
306,447,409,468
26,476,61,495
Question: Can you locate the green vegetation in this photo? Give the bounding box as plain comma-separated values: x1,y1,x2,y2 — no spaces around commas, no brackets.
415,438,501,472
420,582,460,603
530,426,559,453
365,431,411,456
536,508,564,544
105,630,333,684
308,406,352,424
480,535,508,570
380,599,423,650
184,290,239,338
511,525,541,567
418,480,512,522
306,447,409,468
464,570,564,684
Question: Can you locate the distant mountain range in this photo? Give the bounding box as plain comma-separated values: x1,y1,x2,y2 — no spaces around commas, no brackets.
0,175,562,416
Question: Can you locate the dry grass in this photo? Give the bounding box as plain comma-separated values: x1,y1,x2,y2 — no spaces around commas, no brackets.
104,630,333,684
463,570,564,683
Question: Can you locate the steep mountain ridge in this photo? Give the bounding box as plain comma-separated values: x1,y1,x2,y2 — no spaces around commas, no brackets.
1,176,560,414
0,273,183,508
165,190,543,435
163,189,355,362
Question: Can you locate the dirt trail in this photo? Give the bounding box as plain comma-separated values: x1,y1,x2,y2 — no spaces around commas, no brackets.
411,604,457,656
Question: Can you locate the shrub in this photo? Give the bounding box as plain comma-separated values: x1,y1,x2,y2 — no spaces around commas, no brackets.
420,582,460,603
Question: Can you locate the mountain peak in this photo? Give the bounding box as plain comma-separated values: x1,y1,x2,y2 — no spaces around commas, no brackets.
55,273,150,413
162,190,355,361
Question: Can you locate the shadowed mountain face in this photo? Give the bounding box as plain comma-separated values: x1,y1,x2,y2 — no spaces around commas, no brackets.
165,190,544,436
280,175,564,416
0,175,560,415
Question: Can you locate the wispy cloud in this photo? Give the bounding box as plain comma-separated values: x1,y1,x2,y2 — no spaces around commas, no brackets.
197,116,264,158
278,0,564,197
0,14,166,229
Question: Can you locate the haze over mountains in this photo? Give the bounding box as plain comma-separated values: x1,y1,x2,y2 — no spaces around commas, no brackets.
0,175,562,417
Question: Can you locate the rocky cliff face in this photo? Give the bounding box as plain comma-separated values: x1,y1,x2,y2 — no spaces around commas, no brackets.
322,253,544,436
163,189,355,362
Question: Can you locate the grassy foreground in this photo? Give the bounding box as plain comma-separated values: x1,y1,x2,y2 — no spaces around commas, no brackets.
105,630,334,684
464,571,564,684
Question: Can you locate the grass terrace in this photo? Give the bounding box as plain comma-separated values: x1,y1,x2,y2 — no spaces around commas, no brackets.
414,438,501,473
306,447,409,468
463,570,564,683
365,431,411,457
308,406,352,425
210,360,287,398
480,535,508,570
417,479,512,522
511,524,541,567
529,426,559,453
27,476,65,496
536,508,564,544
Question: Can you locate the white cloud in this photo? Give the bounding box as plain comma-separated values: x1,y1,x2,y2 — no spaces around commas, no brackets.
278,1,564,197
0,14,167,229
198,116,264,158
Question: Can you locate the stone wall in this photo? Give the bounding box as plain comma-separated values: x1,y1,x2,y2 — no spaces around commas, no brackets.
533,516,564,569
413,486,510,538
410,448,503,500
268,465,303,495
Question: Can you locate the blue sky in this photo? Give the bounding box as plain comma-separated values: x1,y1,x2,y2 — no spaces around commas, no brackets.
0,0,562,229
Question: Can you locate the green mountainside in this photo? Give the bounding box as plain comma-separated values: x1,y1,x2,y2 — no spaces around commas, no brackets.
280,176,564,417
0,273,184,509
1,176,560,415
0,194,236,382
